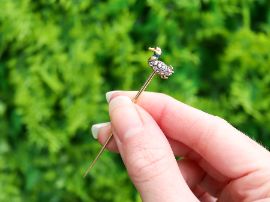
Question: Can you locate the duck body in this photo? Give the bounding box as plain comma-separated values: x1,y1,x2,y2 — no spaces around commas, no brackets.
148,53,174,79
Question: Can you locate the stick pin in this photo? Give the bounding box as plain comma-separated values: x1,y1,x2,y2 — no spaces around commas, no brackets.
83,47,174,177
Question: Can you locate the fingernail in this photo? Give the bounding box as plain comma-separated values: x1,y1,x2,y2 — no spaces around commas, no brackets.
106,91,119,103
91,122,110,139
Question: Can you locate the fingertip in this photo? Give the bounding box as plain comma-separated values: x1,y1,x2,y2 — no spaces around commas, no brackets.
91,122,110,139
106,91,143,103
106,90,121,103
109,95,132,105
91,121,119,153
98,132,119,153
109,96,143,142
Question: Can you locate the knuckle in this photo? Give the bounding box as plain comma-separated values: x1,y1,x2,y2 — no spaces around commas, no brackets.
209,115,230,136
157,92,168,98
194,115,230,154
227,170,270,201
155,92,170,101
212,116,230,127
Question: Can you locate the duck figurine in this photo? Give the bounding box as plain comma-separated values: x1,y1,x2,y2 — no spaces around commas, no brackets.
148,47,174,79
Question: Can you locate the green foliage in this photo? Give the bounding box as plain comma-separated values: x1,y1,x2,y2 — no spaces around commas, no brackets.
0,0,270,201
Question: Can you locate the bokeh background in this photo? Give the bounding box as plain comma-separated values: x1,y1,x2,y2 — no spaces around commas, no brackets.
1,0,270,201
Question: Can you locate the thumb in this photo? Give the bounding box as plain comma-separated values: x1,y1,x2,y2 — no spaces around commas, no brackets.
109,96,198,202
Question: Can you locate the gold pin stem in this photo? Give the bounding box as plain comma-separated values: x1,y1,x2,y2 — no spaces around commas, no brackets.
83,133,113,177
83,71,156,177
133,71,156,102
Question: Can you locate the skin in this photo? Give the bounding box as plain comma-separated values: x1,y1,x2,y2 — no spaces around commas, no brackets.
95,91,270,202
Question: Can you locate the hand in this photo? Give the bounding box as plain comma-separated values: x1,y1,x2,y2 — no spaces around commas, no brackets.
92,92,270,202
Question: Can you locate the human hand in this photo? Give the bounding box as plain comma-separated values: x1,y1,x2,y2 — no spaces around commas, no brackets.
92,92,270,202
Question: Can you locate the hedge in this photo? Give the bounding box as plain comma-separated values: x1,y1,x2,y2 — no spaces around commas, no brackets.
0,0,270,201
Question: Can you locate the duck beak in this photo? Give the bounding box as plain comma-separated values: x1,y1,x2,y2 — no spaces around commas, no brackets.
148,47,156,52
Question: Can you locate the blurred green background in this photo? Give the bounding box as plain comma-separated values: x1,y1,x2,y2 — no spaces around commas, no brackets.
0,0,270,201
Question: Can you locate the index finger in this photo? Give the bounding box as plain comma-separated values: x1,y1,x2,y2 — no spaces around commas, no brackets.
107,91,270,179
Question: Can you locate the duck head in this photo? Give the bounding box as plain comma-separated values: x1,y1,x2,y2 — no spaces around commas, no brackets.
148,47,162,57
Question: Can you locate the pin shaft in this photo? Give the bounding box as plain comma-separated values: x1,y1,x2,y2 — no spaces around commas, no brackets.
83,71,156,177
133,71,156,102
83,133,113,177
